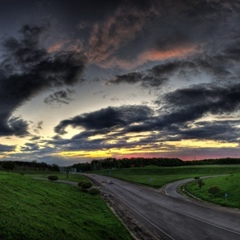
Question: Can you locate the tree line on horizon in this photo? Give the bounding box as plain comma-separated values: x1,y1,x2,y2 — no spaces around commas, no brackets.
1,157,240,172
72,157,240,172
0,160,59,171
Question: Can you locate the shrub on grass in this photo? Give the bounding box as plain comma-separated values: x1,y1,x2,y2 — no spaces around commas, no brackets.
81,182,92,190
208,186,220,197
77,181,86,187
89,188,100,195
48,175,58,181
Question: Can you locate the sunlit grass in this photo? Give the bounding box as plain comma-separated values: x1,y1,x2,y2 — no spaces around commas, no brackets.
185,173,240,208
0,171,132,240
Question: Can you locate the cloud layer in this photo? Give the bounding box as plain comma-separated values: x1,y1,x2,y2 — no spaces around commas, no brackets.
1,1,240,163
0,24,85,136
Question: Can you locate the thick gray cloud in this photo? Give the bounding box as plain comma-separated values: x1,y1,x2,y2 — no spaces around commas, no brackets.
52,81,240,152
0,144,16,152
162,83,240,116
0,24,85,136
55,105,153,134
2,0,240,163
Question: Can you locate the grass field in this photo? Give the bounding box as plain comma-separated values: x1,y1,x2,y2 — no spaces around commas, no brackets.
185,173,240,208
95,165,240,188
0,171,132,240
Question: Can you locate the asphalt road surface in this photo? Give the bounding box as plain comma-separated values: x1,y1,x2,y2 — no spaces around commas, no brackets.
87,174,240,240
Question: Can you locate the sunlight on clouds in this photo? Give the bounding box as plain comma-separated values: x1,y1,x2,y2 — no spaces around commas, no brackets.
88,134,107,140
58,150,112,159
63,126,84,139
57,145,168,159
166,139,238,148
137,46,197,64
125,131,154,143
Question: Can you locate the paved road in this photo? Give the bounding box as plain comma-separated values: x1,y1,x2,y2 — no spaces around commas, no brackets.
87,174,240,240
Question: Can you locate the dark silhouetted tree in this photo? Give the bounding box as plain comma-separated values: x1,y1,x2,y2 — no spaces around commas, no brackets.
1,161,15,173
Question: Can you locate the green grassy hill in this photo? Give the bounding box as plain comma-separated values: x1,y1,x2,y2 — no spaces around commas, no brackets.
0,172,132,240
185,173,240,208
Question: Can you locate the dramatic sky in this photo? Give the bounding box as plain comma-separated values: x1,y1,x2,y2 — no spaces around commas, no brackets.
1,0,240,165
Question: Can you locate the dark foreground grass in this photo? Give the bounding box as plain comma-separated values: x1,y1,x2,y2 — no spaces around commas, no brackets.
0,172,132,240
95,165,240,188
185,173,240,208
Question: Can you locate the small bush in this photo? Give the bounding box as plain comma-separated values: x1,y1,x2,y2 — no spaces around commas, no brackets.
48,175,58,181
89,188,100,195
78,181,86,187
81,182,93,189
208,186,220,197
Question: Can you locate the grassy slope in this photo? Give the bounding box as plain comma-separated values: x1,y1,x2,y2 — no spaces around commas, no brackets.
95,165,240,188
0,172,132,240
185,173,240,208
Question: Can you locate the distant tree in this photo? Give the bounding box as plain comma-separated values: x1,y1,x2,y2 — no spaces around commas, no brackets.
208,186,220,197
198,179,205,189
50,164,60,172
1,161,15,173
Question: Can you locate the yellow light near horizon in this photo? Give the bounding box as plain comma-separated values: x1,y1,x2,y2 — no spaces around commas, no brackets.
57,150,112,159
56,145,167,159
166,139,238,148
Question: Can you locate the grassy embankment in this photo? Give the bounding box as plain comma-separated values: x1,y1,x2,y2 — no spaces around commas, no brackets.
0,171,132,240
185,173,240,208
95,165,240,208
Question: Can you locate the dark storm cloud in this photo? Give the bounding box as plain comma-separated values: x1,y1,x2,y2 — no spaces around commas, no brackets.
53,81,240,151
30,136,41,141
44,89,74,105
105,64,175,88
21,143,39,152
163,84,240,115
119,82,240,135
0,24,85,136
0,144,15,152
178,121,240,142
55,105,153,134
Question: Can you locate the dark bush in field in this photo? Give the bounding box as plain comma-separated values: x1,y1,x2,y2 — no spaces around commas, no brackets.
78,181,86,187
48,175,58,181
208,186,220,197
89,188,100,195
81,182,93,189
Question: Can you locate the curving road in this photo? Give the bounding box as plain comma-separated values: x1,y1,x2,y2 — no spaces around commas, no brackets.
87,174,240,240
